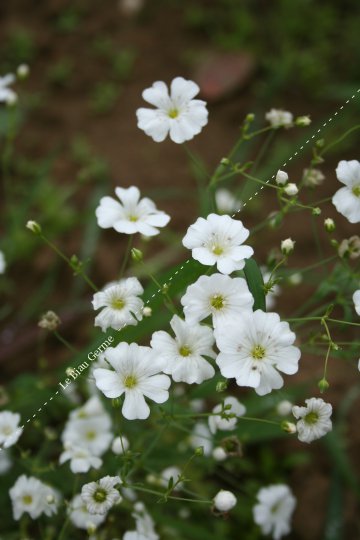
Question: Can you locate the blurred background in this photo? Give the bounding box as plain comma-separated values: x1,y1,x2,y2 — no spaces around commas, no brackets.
1,1,360,538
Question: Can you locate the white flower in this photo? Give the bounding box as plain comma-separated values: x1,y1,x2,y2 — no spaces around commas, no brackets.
281,238,295,255
189,422,213,456
69,395,108,421
283,183,298,196
353,289,360,315
81,476,122,515
213,490,237,512
208,396,246,434
0,74,17,105
181,273,253,328
292,397,332,443
215,188,242,214
96,186,170,236
150,315,216,384
182,214,253,274
59,444,102,473
332,160,360,223
265,109,293,128
276,400,293,417
253,484,296,540
9,475,59,520
0,448,12,474
124,504,159,540
68,494,106,530
0,411,23,448
92,278,144,332
212,446,227,461
215,310,301,396
275,170,288,185
112,435,130,454
0,250,6,273
62,416,112,456
136,77,208,144
93,342,171,420
303,168,325,187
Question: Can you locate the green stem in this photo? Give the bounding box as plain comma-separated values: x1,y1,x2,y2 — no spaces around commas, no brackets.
119,235,133,279
53,331,78,354
320,124,360,157
126,484,212,504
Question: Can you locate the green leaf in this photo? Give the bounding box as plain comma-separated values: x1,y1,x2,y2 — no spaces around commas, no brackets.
243,258,266,311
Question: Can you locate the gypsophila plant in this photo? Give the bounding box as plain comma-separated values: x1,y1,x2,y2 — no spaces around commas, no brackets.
1,70,360,540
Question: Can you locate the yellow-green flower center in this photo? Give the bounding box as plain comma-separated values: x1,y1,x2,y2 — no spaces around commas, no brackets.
94,488,107,503
129,215,139,222
210,294,224,310
179,345,192,357
211,244,224,255
168,108,179,119
124,375,137,389
352,185,360,197
2,425,12,435
304,411,319,425
111,298,125,310
251,345,266,360
22,495,33,505
86,430,96,440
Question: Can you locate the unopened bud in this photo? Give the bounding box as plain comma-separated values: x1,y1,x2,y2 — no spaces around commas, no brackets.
281,238,295,255
220,157,230,166
315,139,325,148
26,220,41,234
312,207,321,216
38,310,61,331
212,446,227,461
142,306,152,317
295,115,311,126
284,183,298,196
275,170,288,185
216,380,228,392
281,421,297,434
131,248,143,262
17,64,30,79
318,378,329,393
194,446,204,457
324,218,335,232
245,113,255,122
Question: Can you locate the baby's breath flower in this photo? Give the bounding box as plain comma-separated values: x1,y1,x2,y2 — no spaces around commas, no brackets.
303,168,325,187
281,238,295,255
17,64,30,79
324,218,335,232
283,183,298,196
253,484,296,539
213,490,237,512
292,397,332,443
81,476,122,515
353,290,360,316
265,109,293,128
338,235,360,259
38,310,61,331
275,170,288,185
276,400,293,416
332,160,360,223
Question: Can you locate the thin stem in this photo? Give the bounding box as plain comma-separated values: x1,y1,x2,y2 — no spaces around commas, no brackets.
170,412,280,427
53,331,78,354
119,235,133,279
320,124,360,157
126,484,212,504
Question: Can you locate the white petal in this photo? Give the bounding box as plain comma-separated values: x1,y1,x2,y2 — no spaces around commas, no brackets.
122,390,150,420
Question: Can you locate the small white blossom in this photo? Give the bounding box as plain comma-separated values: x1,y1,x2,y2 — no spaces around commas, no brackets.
295,115,311,126
0,250,6,273
136,77,208,143
69,395,108,421
265,109,293,128
96,186,170,236
215,188,242,214
324,217,335,232
181,273,253,328
283,183,298,196
332,160,360,223
151,315,216,384
275,170,288,185
61,415,113,457
276,400,293,417
303,168,325,187
81,476,122,515
0,74,17,105
189,422,213,456
112,435,130,454
124,504,159,540
213,490,237,512
17,64,29,78
212,446,227,461
182,214,253,274
9,475,60,520
338,235,360,259
215,310,301,396
208,396,246,434
59,444,102,473
68,494,106,530
0,411,23,448
292,397,332,443
92,278,144,332
94,342,171,420
281,238,295,255
352,290,360,316
253,484,296,540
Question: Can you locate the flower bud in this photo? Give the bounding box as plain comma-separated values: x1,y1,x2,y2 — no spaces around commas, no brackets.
38,310,61,331
26,220,42,234
312,207,321,216
220,157,230,166
281,421,297,434
245,113,255,122
212,446,227,461
213,490,237,512
288,272,302,285
216,380,228,392
283,183,298,196
324,218,335,233
275,170,288,185
194,446,204,457
112,435,129,455
295,115,311,126
17,64,30,79
131,247,143,262
318,378,329,393
276,400,293,416
281,238,295,255
142,306,152,317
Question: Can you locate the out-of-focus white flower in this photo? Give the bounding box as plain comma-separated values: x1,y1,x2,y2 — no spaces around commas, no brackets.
96,186,170,236
0,250,6,274
295,115,311,126
151,315,216,384
265,109,293,128
189,422,213,456
0,448,12,474
0,411,23,448
81,476,122,515
182,214,253,274
181,273,253,328
59,444,102,473
276,400,293,417
92,278,144,332
68,494,106,530
111,435,130,454
136,77,208,144
159,466,183,490
338,235,360,259
215,310,301,396
124,504,159,540
303,168,325,187
213,490,237,512
353,290,360,315
275,170,288,185
283,183,298,196
253,484,296,540
212,446,227,461
215,188,242,214
61,414,112,457
281,238,295,255
9,475,60,520
17,64,30,79
69,396,107,421
190,398,205,412
332,160,360,224
38,310,61,331
292,397,332,443
94,342,171,420
0,74,17,105
143,306,152,317
208,396,246,434
324,217,335,232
